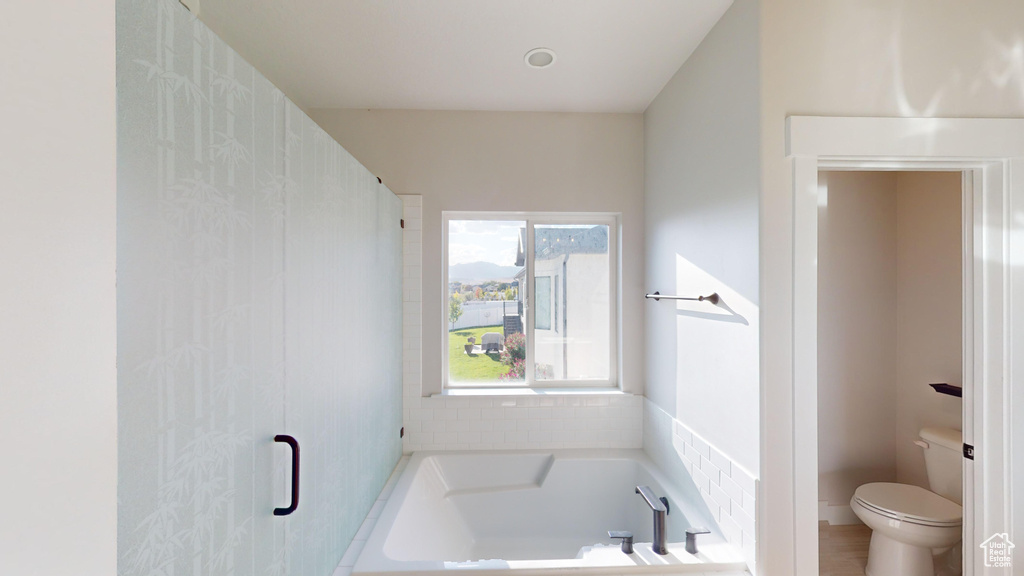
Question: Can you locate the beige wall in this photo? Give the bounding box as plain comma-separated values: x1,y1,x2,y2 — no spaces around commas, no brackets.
816,171,962,513
817,172,899,507
308,109,645,395
760,2,1024,572
895,172,963,489
0,0,117,574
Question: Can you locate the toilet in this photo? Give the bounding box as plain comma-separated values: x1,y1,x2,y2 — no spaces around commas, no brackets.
850,427,963,576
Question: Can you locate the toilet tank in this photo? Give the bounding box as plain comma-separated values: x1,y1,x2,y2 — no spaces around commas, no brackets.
920,427,963,504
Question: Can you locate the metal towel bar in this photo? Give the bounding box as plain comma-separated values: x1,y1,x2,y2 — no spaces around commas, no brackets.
645,291,720,305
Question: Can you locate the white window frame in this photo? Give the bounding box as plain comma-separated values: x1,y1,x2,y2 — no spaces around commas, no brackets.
442,211,619,389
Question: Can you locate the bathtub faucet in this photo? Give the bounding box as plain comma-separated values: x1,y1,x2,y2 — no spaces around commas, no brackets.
635,485,669,555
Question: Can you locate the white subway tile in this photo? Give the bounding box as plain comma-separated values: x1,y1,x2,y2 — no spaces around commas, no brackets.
551,429,575,442
718,472,744,504
710,481,732,515
692,466,711,494
458,431,482,444
564,419,587,431
699,488,719,520
493,419,517,432
529,407,553,419
470,419,494,432
505,430,529,444
730,466,757,495
480,407,504,420
410,408,432,421
741,490,756,518
516,419,540,431
420,420,445,433
434,431,458,444
528,430,552,443
540,419,564,431
719,513,742,546
690,434,711,460
683,442,702,465
709,446,732,477
447,420,470,432
551,407,575,419
699,456,721,485
730,502,756,538
479,431,505,444
457,407,481,420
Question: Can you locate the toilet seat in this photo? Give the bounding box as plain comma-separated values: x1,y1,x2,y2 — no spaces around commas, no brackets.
854,483,962,527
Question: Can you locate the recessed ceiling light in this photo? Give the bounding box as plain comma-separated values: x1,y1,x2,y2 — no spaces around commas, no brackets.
524,48,556,69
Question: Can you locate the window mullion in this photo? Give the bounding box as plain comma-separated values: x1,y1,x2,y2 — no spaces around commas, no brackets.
525,219,535,387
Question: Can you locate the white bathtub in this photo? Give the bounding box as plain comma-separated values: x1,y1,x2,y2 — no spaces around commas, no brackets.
352,450,747,575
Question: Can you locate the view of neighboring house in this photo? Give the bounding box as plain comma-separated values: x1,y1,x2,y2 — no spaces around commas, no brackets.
515,225,610,381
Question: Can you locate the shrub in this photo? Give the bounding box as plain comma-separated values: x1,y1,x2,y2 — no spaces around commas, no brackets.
499,332,526,381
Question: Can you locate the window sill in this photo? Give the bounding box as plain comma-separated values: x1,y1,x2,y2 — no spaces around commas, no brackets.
436,388,631,398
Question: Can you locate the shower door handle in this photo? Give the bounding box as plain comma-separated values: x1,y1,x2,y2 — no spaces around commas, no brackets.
274,435,299,516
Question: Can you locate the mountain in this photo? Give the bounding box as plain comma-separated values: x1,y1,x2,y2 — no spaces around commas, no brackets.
449,261,522,282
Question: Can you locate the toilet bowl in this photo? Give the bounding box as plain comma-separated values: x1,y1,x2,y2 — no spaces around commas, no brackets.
851,483,962,576
851,427,963,576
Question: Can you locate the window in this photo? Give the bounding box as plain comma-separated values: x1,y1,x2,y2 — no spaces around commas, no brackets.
443,213,618,388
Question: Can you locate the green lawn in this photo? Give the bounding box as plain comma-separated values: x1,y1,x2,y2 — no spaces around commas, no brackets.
448,325,508,382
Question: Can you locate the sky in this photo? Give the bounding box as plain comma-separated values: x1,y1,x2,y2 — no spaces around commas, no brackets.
448,220,524,266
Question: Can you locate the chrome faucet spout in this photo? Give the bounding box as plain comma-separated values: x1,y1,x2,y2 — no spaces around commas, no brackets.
635,485,668,555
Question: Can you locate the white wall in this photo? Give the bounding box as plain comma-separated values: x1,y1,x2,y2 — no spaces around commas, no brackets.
760,2,1024,573
308,109,645,396
644,0,760,473
0,1,117,574
817,172,898,508
895,171,962,489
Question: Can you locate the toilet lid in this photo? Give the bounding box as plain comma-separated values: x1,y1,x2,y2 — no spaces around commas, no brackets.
854,483,962,526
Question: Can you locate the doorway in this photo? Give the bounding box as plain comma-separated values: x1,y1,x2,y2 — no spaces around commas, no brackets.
784,116,1021,576
815,171,965,575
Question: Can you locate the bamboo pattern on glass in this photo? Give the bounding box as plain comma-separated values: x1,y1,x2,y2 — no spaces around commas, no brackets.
117,0,402,575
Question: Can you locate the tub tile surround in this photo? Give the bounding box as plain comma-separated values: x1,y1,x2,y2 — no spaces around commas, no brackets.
404,393,643,451
644,399,757,571
399,194,424,410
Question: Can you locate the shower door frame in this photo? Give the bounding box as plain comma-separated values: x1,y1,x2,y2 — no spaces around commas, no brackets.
785,116,1022,576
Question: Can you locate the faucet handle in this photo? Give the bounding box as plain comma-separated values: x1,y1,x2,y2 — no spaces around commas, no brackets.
685,527,711,555
608,531,634,554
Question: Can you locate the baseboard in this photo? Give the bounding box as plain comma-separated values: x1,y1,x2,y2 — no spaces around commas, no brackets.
818,501,864,526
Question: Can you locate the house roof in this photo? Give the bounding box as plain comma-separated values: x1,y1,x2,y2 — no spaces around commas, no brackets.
515,225,608,266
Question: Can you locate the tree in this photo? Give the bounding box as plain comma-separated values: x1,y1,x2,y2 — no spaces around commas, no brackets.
448,292,464,329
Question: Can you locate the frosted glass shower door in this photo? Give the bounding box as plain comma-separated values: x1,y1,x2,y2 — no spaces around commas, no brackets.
117,1,403,575
281,104,404,576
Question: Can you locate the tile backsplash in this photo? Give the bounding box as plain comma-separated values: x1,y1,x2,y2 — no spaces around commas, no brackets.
643,398,757,572
403,393,642,451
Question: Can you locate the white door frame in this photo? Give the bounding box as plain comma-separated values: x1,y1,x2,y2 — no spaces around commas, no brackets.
785,116,1023,575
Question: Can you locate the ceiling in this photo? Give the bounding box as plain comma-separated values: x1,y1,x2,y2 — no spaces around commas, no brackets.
196,0,732,113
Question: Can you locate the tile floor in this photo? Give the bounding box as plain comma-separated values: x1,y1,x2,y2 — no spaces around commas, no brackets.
818,521,871,576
